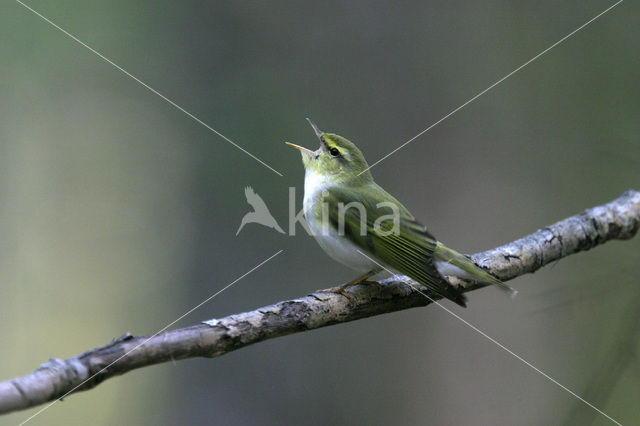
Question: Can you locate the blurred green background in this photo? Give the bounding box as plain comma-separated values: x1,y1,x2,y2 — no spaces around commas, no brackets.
1,1,638,424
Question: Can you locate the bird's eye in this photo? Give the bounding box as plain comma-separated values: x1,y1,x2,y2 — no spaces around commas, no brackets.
329,147,340,157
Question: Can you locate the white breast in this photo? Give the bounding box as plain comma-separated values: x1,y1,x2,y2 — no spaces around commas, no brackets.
303,170,379,273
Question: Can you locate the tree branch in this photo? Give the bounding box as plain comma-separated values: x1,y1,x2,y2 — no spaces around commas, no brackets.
2,190,639,415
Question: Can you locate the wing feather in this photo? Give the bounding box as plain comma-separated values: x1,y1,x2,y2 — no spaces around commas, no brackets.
324,184,466,306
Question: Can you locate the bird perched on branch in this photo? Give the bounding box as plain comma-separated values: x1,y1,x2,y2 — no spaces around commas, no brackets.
287,119,514,306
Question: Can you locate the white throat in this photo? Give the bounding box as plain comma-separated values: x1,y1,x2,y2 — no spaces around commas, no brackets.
303,169,333,210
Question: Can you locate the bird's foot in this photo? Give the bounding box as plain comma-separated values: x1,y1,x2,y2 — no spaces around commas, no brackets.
315,272,382,303
316,286,357,303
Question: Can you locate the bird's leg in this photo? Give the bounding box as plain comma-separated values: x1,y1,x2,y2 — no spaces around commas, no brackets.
316,269,381,303
341,269,381,289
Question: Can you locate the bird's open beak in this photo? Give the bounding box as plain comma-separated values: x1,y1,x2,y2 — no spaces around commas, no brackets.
285,142,314,155
306,118,324,140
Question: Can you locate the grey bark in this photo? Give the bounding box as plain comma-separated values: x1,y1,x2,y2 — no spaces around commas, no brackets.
1,190,639,415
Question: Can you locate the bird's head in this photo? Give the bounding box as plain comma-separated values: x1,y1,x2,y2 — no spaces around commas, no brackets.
286,119,373,184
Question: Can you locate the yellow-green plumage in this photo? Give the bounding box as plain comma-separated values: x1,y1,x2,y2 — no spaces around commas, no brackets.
319,184,468,306
287,119,507,307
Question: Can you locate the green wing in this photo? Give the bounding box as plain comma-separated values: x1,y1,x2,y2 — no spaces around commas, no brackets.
322,184,467,307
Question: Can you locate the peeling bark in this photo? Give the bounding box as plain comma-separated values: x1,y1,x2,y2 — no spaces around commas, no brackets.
1,190,639,415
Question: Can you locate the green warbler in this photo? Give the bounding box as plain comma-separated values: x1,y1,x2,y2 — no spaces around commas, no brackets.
287,119,511,307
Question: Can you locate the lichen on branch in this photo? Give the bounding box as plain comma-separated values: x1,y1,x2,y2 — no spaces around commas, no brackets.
1,190,638,416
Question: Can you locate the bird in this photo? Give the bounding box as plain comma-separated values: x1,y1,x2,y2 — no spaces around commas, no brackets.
286,119,514,306
236,186,285,235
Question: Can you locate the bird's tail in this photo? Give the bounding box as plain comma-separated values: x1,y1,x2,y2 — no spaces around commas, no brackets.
434,242,517,297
